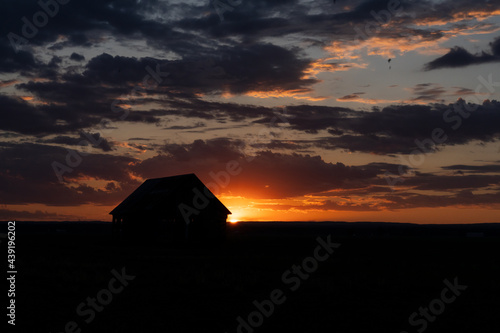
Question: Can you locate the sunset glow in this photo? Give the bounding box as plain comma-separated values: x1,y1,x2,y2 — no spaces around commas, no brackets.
1,0,500,224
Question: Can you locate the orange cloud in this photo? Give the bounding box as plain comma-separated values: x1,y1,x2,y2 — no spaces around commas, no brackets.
328,16,500,60
0,80,19,88
325,41,364,60
414,10,500,27
303,58,368,78
20,96,53,106
245,88,329,101
326,34,448,59
114,141,148,153
454,9,500,22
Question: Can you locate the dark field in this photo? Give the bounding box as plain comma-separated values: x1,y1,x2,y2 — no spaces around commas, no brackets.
3,221,500,333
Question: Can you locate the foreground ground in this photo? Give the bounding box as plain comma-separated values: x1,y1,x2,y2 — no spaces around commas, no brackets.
3,221,500,332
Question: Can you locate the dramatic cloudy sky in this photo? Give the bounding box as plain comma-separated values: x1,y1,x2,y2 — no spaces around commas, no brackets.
1,0,500,222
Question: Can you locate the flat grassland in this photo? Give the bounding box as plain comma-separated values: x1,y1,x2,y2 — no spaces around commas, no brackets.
6,221,500,333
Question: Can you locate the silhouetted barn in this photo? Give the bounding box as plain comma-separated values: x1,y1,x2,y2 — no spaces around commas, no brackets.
110,174,230,240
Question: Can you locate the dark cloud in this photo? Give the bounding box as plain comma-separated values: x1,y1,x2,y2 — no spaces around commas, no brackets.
132,139,383,199
0,142,140,206
6,44,316,136
5,79,500,155
250,140,309,151
164,122,206,130
317,134,418,155
226,151,380,199
41,132,114,152
157,98,276,123
162,138,246,162
150,98,500,155
70,52,85,61
0,94,71,135
128,137,153,141
410,83,447,102
268,104,353,134
82,53,165,86
442,164,500,174
1,0,196,51
41,135,83,146
188,0,414,42
12,71,164,135
337,93,365,101
425,37,500,70
144,43,318,95
212,43,318,95
284,100,500,154
49,34,93,51
402,174,500,191
0,39,38,73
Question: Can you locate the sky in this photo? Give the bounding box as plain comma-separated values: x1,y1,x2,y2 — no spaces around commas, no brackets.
1,0,500,223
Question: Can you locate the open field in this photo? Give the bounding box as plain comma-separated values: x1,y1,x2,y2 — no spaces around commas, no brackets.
3,221,500,333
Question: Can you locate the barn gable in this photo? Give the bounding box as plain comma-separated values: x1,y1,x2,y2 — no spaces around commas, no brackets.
110,173,230,240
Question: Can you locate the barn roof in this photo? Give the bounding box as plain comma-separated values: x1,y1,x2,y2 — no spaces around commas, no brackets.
109,173,231,216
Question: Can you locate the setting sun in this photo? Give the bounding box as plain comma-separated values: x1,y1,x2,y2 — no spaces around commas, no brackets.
227,210,241,223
